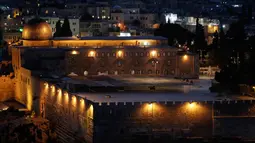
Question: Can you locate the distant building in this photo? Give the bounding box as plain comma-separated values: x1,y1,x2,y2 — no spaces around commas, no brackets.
79,20,113,36
3,31,22,43
111,6,157,29
87,2,111,20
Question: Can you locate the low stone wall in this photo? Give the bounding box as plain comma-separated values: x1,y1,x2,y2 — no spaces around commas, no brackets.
0,75,14,101
93,102,212,143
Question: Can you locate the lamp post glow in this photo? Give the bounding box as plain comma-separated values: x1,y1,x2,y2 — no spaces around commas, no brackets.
148,103,153,117
88,51,96,57
117,50,123,58
71,50,78,55
183,55,188,61
150,50,157,57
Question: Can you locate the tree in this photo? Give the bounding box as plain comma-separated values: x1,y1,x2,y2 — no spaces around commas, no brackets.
154,23,194,46
194,18,207,61
53,20,61,37
60,17,72,37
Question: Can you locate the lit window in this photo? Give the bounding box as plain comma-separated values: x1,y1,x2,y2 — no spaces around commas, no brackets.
45,10,48,14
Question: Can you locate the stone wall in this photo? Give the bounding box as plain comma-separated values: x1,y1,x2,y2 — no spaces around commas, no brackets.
41,83,94,143
0,74,14,101
22,80,255,143
93,102,212,143
214,101,255,139
65,48,180,77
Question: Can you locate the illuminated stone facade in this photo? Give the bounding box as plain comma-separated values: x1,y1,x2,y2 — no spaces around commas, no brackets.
17,80,255,143
0,74,14,101
66,48,198,78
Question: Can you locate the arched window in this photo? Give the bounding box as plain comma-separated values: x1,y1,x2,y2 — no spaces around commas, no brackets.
167,60,171,66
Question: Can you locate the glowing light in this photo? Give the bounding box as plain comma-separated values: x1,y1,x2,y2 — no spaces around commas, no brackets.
80,98,85,112
57,89,62,104
117,50,123,58
143,42,149,46
72,96,77,107
50,85,55,93
44,82,48,88
165,13,178,23
64,92,69,105
19,28,23,32
150,50,157,57
118,32,131,37
188,102,195,109
148,103,153,110
71,50,78,55
88,104,94,119
88,51,96,57
183,55,188,61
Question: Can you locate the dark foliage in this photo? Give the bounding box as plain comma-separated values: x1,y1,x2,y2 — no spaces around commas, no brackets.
59,17,72,37
53,20,61,37
154,23,195,46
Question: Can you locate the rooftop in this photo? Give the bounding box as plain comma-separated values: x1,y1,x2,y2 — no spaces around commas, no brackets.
79,36,167,40
68,76,255,103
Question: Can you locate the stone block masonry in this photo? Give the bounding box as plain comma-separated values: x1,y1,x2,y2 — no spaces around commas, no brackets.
0,74,15,101
39,83,255,143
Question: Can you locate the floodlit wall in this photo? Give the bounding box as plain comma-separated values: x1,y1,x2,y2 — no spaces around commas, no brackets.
0,74,14,101
23,40,51,47
16,77,255,142
41,83,94,143
65,48,179,77
22,39,168,47
92,102,212,143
